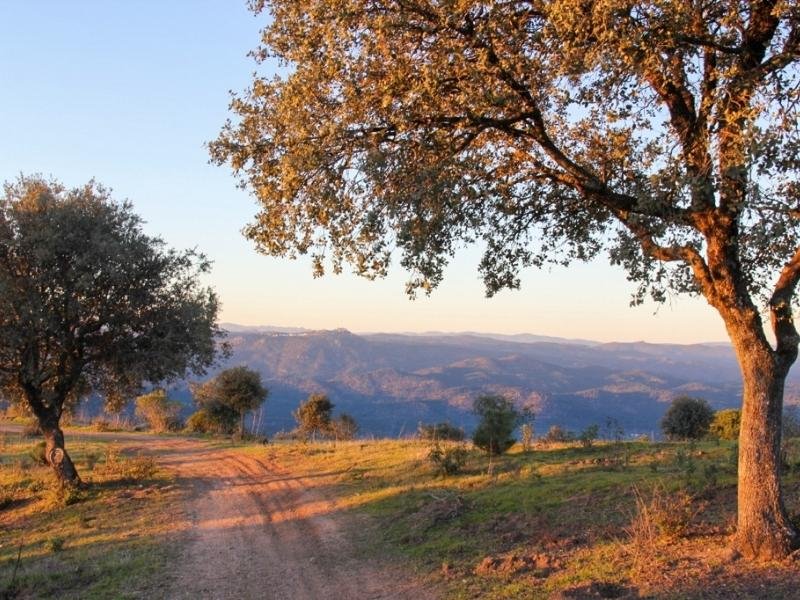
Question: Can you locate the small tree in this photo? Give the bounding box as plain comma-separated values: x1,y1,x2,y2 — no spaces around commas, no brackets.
185,409,218,434
134,389,182,433
472,395,521,455
710,409,742,441
661,397,714,441
542,425,574,444
0,176,224,484
191,366,268,436
294,393,333,440
330,413,358,441
418,422,466,442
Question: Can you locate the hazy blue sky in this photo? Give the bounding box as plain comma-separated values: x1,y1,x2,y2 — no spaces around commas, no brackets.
0,1,730,343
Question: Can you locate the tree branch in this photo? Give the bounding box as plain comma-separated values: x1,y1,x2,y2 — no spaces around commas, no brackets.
770,245,800,366
615,211,718,304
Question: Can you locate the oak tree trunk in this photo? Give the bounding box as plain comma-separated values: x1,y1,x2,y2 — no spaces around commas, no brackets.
729,327,798,560
39,413,80,486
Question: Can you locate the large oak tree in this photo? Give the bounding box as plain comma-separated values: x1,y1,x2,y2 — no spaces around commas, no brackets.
0,176,225,484
210,1,800,559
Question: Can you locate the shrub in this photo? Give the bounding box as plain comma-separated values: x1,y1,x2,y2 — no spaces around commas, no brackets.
427,443,468,476
99,446,157,481
46,537,65,553
191,367,268,436
542,425,574,444
185,409,218,433
627,486,698,575
330,413,358,440
472,394,520,455
709,409,741,440
43,484,85,509
135,389,182,432
660,396,714,440
418,422,465,442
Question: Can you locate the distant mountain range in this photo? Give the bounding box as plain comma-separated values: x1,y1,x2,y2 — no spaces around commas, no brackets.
163,325,800,438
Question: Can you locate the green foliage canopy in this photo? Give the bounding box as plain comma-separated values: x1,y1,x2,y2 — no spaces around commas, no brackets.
710,408,742,441
293,393,334,439
0,176,225,481
661,396,715,441
191,366,268,435
418,422,466,442
472,394,521,455
135,389,182,433
212,1,800,557
212,1,800,315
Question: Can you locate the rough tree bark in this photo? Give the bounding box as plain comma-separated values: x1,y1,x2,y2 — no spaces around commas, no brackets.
40,416,81,485
26,388,81,486
727,329,798,559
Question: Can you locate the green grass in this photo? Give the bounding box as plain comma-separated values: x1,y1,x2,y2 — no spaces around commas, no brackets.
252,436,800,599
0,431,182,599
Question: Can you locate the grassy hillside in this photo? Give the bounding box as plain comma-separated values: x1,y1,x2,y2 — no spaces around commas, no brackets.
3,426,798,599
0,431,181,599
253,437,800,599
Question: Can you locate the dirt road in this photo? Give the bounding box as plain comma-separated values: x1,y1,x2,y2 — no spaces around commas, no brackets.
0,426,434,600
161,441,435,600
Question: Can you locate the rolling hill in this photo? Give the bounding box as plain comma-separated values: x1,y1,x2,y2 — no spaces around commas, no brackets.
163,326,799,438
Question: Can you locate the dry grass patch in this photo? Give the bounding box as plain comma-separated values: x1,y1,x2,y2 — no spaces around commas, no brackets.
0,431,182,599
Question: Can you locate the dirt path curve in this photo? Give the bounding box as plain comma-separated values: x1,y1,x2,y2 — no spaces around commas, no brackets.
0,425,436,599
161,442,436,600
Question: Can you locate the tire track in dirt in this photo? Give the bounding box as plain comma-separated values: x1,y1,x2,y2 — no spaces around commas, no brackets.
166,444,437,600
0,426,436,599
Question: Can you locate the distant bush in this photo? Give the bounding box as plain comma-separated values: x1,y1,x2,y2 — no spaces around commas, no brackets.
418,422,465,442
330,413,358,440
135,389,182,433
472,395,521,455
661,396,714,441
542,425,574,444
709,409,741,441
191,367,268,436
185,409,219,433
427,443,468,476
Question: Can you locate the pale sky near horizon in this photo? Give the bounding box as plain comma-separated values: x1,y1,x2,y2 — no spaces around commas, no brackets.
0,1,731,344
